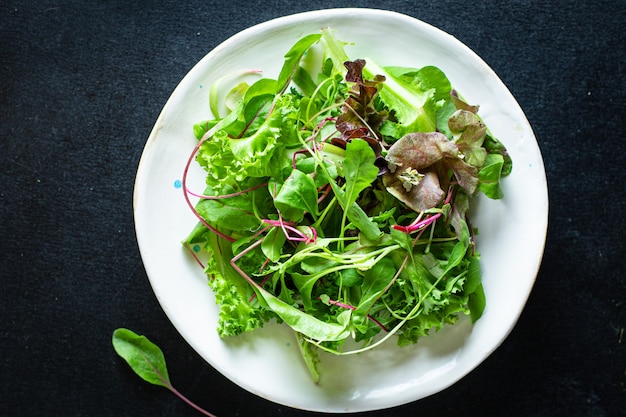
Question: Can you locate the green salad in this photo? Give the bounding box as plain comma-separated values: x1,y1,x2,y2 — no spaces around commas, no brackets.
182,29,512,382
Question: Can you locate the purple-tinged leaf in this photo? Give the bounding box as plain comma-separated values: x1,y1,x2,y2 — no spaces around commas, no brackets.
383,132,478,211
449,109,488,168
335,60,388,156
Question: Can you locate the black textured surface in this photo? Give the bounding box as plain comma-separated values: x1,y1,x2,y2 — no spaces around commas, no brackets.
1,1,625,416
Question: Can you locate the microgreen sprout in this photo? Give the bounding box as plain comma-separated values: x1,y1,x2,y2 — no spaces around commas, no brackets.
262,218,317,244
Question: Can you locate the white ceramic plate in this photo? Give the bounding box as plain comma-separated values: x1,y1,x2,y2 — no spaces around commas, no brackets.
134,8,548,413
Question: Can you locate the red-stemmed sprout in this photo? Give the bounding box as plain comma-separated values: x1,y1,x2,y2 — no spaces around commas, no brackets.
392,184,455,234
181,125,235,243
183,241,205,270
323,297,390,332
185,181,268,200
262,218,317,245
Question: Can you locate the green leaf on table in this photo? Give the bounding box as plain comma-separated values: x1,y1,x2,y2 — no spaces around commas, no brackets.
112,328,219,417
112,328,171,389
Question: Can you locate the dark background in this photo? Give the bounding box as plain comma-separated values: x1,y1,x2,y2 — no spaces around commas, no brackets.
2,1,625,416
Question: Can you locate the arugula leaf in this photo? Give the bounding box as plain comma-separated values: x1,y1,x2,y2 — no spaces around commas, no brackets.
276,33,322,94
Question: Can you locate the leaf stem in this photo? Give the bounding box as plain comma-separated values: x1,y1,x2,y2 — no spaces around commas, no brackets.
130,341,219,417
183,242,205,269
186,182,268,200
167,384,218,417
324,297,389,332
182,131,235,243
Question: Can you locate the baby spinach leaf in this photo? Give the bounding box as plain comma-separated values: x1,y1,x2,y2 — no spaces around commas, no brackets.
324,139,383,241
478,153,505,199
343,139,379,206
468,283,486,322
261,227,286,262
339,139,382,240
339,268,363,287
355,257,396,316
444,239,469,276
290,271,321,310
345,199,383,241
245,77,278,100
463,254,483,295
300,256,340,274
195,187,261,232
483,134,513,176
295,156,338,188
273,169,320,222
